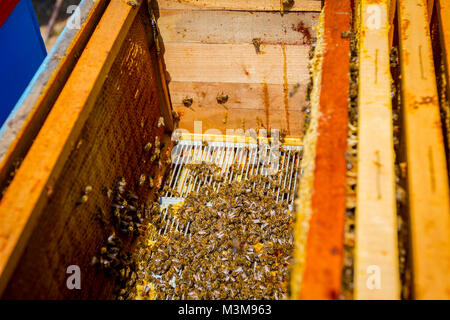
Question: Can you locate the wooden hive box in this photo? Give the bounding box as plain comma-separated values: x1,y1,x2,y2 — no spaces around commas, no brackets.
1,0,450,300
0,0,321,299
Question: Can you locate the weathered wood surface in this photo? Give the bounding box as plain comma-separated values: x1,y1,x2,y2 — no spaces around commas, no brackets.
157,10,318,45
157,7,314,137
164,43,309,85
153,0,322,11
297,0,350,300
354,0,400,300
398,0,450,300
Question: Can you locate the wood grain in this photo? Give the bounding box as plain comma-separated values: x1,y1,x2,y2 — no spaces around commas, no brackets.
157,9,318,45
298,0,350,300
174,105,305,137
153,0,322,11
354,0,400,300
398,0,450,300
163,42,310,84
169,81,306,111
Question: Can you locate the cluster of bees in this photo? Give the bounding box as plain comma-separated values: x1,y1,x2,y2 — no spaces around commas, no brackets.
110,178,146,238
128,162,296,300
91,177,151,298
90,232,137,292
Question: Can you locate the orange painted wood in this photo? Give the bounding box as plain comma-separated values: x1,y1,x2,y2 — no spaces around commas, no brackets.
299,0,351,300
0,0,140,296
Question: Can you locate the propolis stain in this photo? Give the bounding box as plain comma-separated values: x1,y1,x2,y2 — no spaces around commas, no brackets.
263,80,270,130
282,43,291,135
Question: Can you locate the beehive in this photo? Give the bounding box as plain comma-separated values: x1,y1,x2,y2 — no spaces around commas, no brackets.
0,0,449,300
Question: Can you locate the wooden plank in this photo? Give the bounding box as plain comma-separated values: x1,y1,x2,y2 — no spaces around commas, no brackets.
173,105,304,137
163,43,309,84
354,0,400,300
297,0,351,300
169,81,306,111
177,133,303,146
437,0,450,93
153,0,322,11
157,10,318,45
0,0,108,193
398,0,450,300
0,0,141,296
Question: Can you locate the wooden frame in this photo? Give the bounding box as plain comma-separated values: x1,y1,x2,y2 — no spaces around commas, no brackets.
398,0,450,300
0,0,141,296
294,0,351,299
354,0,400,300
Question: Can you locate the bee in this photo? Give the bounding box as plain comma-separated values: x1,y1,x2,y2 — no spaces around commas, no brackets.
77,194,88,205
172,110,180,122
182,97,193,107
216,93,229,105
97,207,109,226
399,162,407,178
103,186,113,199
127,0,139,8
157,117,165,128
289,83,300,98
252,38,262,54
341,30,354,39
279,129,287,144
390,47,399,68
85,185,93,194
396,185,407,205
139,174,146,187
144,142,152,152
148,177,154,189
155,136,160,148
117,178,127,194
90,256,100,266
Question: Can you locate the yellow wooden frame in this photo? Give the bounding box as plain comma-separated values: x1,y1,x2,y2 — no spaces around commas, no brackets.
354,0,400,300
398,0,450,300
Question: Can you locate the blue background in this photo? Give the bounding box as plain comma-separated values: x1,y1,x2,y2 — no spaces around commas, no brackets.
0,0,46,126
